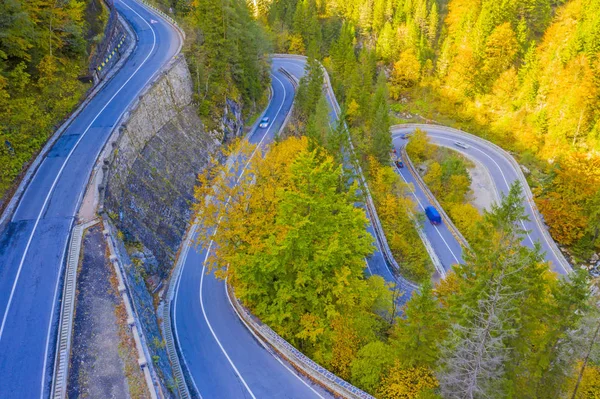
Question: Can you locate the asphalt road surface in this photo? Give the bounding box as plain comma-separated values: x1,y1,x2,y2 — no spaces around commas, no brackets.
0,1,180,397
392,125,570,275
172,59,333,399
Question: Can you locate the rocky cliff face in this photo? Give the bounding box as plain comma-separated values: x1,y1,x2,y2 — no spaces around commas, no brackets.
102,53,246,397
104,54,241,276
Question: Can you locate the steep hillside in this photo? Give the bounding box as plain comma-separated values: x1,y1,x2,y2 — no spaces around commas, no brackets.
261,0,600,260
0,0,108,204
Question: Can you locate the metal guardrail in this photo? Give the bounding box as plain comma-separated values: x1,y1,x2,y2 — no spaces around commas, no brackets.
166,59,378,398
47,2,187,398
138,0,186,40
399,145,470,249
393,124,572,274
271,54,424,291
226,284,376,399
317,59,419,290
51,219,100,399
162,227,193,399
277,67,297,133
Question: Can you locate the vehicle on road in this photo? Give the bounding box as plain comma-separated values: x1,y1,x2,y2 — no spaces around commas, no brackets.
259,116,270,128
425,206,442,225
454,141,469,149
401,134,409,139
395,160,404,168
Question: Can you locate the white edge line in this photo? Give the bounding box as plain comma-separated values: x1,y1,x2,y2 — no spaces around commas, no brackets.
39,225,71,398
199,241,257,399
179,73,288,397
393,127,569,275
0,0,160,395
392,151,461,266
195,74,312,398
224,280,326,399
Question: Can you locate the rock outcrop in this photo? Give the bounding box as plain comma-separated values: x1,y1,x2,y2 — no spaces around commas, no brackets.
104,54,239,275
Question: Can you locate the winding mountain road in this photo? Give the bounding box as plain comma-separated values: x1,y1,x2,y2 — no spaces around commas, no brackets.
172,61,333,399
0,1,180,397
0,1,570,397
392,125,571,275
173,57,571,398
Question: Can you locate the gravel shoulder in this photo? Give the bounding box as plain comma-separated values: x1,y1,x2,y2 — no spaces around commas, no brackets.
68,224,148,399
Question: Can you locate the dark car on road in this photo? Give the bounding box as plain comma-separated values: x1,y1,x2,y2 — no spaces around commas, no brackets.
425,206,442,225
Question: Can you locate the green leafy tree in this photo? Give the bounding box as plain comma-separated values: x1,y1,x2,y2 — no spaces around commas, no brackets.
351,341,395,392
296,52,324,119
194,136,375,354
391,280,447,368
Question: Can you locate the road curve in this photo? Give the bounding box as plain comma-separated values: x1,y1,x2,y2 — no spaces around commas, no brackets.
173,57,425,399
173,60,333,399
392,124,571,275
273,58,418,295
0,1,180,397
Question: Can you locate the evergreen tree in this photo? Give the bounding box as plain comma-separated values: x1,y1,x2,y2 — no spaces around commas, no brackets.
369,72,392,163
295,51,324,119
391,280,447,368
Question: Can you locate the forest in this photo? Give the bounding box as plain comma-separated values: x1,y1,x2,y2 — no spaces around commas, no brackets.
2,0,599,397
197,136,600,398
193,0,600,397
261,0,600,262
0,0,107,204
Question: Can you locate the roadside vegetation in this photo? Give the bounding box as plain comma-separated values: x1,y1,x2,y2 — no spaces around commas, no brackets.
196,133,600,397
193,37,599,397
0,0,108,204
260,0,600,263
149,0,272,136
283,56,434,282
406,128,482,243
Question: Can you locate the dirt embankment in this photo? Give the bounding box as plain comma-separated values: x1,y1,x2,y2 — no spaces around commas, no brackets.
68,224,149,399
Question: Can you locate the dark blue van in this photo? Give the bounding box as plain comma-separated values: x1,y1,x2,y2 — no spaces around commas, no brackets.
425,206,442,225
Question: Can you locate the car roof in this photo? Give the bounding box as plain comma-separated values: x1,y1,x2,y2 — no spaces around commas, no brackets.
261,116,269,121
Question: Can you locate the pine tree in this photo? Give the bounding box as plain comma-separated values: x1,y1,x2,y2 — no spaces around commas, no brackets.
439,182,547,398
369,72,392,163
427,1,439,46
391,280,447,368
296,51,324,119
439,271,516,398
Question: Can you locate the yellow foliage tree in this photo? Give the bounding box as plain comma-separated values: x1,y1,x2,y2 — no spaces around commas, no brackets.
446,202,482,243
377,361,439,399
423,162,443,198
571,363,600,399
406,128,436,163
389,49,421,100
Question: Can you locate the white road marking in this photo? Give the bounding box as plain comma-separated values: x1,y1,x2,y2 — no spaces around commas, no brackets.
428,133,535,245
393,128,570,275
224,280,326,398
392,154,461,265
39,232,70,399
199,239,257,399
42,2,163,397
0,0,162,396
178,73,319,398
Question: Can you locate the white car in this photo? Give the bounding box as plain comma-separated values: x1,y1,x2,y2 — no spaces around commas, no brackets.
259,117,270,128
454,141,469,149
